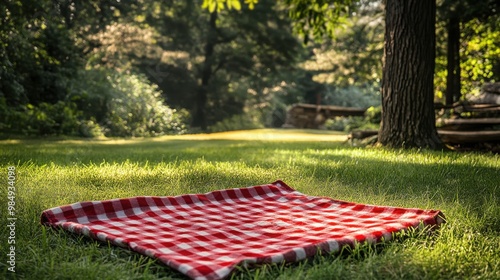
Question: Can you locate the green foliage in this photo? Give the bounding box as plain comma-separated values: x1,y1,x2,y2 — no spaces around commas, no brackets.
323,85,381,108
0,97,12,131
0,100,83,136
7,101,101,138
0,68,189,137
73,70,189,137
365,105,381,124
324,105,380,132
8,0,498,140
265,101,290,128
79,119,105,138
435,0,500,100
324,116,364,132
125,0,306,129
284,0,354,42
85,23,162,72
0,1,80,105
460,16,500,95
300,3,383,109
209,111,264,133
23,101,83,136
202,0,247,12
202,0,259,12
103,73,188,137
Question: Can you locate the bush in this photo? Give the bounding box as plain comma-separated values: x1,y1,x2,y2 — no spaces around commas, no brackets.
0,100,105,137
209,112,263,133
323,85,381,108
324,106,381,132
0,98,81,135
264,103,289,128
365,106,382,124
18,101,82,136
324,116,365,132
69,69,189,137
102,72,188,137
79,119,104,138
0,97,12,132
1,70,189,138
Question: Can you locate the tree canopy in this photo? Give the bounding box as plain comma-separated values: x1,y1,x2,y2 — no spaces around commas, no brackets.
202,0,499,149
1,0,498,143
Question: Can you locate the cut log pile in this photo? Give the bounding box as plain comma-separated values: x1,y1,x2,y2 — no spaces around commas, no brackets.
344,83,500,149
437,82,500,145
469,83,500,105
285,83,500,150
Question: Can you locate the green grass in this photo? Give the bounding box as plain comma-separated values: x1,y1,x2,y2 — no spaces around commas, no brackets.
1,129,499,279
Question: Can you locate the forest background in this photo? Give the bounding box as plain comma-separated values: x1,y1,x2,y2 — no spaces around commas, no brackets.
1,0,499,137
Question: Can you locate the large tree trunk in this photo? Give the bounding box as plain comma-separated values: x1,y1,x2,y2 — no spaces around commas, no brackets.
445,16,461,106
379,0,443,149
192,11,218,131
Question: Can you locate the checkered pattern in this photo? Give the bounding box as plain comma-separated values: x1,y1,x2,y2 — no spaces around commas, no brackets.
41,180,444,280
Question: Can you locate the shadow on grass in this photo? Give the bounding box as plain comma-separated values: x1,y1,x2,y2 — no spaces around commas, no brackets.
6,136,497,280
3,137,499,230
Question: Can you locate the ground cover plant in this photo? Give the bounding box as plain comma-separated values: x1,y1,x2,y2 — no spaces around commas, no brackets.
1,129,499,279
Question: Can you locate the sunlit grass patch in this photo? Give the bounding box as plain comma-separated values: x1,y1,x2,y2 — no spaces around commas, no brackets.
0,129,499,279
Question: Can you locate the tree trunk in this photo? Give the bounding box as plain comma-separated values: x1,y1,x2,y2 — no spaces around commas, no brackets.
379,0,443,149
192,11,218,131
445,16,461,106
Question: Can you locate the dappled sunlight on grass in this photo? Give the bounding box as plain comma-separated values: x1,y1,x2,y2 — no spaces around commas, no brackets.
165,128,348,142
1,129,499,279
0,128,348,145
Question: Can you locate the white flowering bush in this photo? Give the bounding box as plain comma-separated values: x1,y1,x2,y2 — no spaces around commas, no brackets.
103,72,188,137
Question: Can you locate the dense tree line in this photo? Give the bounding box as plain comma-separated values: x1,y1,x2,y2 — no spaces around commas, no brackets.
1,0,498,144
1,0,319,136
205,0,499,148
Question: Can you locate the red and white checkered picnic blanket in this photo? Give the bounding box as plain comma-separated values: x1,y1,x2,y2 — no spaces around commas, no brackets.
41,180,444,280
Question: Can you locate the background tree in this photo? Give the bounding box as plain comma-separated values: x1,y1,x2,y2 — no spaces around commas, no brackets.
437,0,500,105
379,0,442,148
1,0,308,135
4,0,496,139
205,0,442,148
301,1,383,108
0,0,188,137
147,0,304,130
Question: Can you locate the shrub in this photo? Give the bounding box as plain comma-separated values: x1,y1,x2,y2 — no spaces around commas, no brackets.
0,97,12,132
264,103,289,128
1,69,189,138
102,72,188,137
324,116,365,132
1,100,105,137
323,85,381,108
68,69,190,137
324,106,381,132
365,106,382,124
21,101,82,136
209,112,263,133
79,119,104,138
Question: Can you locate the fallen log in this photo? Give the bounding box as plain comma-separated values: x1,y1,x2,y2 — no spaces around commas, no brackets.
461,104,500,113
438,130,500,143
443,118,500,125
349,130,379,140
349,129,500,144
441,118,500,131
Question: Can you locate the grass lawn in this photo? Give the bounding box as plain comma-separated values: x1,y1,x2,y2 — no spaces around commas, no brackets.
1,129,499,279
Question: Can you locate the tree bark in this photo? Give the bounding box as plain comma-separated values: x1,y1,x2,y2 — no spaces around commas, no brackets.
192,11,218,131
379,0,443,149
445,16,461,105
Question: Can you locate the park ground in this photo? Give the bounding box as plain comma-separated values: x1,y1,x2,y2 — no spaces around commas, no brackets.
0,129,499,279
